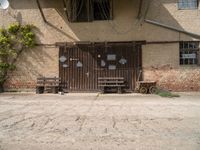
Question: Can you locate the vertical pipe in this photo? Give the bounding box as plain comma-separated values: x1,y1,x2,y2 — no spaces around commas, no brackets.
137,0,143,19
36,0,47,23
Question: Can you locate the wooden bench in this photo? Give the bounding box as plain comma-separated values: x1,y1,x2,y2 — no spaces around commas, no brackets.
98,77,126,93
36,77,61,94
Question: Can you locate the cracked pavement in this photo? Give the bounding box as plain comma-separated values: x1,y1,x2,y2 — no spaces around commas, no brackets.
0,93,200,150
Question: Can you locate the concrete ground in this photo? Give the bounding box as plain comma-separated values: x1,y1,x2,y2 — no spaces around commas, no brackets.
0,93,200,150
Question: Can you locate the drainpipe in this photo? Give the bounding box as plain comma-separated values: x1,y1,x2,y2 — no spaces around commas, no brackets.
145,19,200,39
137,0,143,19
36,0,47,23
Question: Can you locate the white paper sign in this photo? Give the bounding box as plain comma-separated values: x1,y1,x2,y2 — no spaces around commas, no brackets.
181,54,196,59
59,56,67,62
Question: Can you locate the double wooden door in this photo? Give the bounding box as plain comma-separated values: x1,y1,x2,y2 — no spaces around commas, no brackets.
59,42,141,92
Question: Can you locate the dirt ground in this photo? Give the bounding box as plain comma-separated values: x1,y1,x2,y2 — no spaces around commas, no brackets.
0,93,200,150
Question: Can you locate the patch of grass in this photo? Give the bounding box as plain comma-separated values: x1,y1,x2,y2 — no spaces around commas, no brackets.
155,89,180,98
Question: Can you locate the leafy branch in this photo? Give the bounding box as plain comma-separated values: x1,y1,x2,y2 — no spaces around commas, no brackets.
0,24,36,88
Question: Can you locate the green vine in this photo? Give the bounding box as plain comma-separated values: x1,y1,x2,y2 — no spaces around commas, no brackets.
0,24,36,90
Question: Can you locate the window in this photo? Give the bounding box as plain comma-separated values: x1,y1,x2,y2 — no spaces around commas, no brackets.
93,0,111,20
180,42,199,65
70,0,112,22
178,0,198,9
71,0,91,22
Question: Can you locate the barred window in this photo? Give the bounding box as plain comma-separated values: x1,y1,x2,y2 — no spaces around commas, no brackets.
178,0,198,9
180,42,199,65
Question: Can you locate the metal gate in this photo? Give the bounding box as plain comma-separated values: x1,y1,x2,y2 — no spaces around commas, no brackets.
59,42,142,92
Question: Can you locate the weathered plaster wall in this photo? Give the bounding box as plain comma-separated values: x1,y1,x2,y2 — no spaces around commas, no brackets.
143,43,179,69
0,0,200,91
0,0,184,43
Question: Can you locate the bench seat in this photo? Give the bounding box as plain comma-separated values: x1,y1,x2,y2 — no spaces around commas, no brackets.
98,77,126,93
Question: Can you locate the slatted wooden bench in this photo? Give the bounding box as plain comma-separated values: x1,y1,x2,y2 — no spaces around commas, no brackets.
36,77,61,94
98,77,126,93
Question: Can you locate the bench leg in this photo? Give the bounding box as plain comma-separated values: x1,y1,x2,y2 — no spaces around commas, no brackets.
99,87,106,94
52,87,58,94
36,86,44,94
117,87,122,94
101,87,105,94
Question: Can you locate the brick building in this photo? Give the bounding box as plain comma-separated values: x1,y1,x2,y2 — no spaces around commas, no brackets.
0,0,200,92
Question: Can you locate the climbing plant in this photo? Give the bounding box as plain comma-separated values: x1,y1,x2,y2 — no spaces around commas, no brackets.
0,24,36,91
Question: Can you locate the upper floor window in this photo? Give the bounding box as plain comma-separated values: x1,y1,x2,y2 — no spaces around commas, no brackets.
178,0,198,10
180,42,199,65
70,0,112,22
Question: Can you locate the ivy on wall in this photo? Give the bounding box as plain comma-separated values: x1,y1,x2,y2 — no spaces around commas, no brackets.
0,24,36,90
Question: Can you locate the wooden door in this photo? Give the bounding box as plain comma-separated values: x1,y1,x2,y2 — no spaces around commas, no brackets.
59,42,141,92
59,45,97,91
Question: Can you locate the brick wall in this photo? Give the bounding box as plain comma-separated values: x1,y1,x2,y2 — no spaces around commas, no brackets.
0,0,200,91
143,43,200,91
3,46,59,91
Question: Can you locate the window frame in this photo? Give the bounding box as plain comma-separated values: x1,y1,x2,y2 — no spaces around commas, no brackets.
179,41,199,66
70,0,113,22
178,0,199,10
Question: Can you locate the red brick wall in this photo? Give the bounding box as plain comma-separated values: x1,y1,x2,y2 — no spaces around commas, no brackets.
3,46,59,92
144,68,200,91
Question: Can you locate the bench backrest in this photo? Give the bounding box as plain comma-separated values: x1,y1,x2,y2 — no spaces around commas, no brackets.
37,77,61,86
98,77,124,80
98,77,126,87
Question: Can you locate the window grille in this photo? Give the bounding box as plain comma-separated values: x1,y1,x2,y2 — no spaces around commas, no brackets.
178,0,198,9
180,42,199,65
